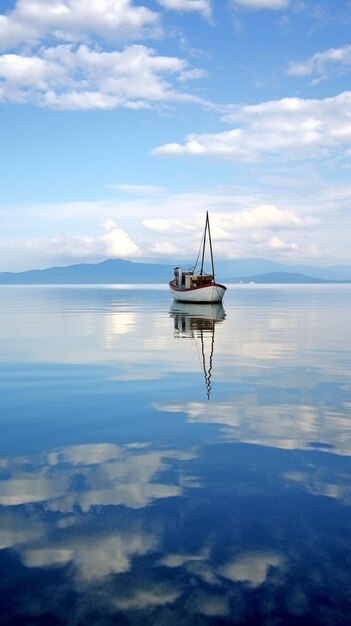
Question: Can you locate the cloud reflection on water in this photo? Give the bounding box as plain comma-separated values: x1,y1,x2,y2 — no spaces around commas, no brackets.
155,391,351,455
0,443,192,510
0,436,293,617
0,442,193,588
1,435,351,623
1,285,351,624
219,551,285,587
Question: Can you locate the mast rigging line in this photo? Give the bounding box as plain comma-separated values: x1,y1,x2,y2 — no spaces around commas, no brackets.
194,211,216,278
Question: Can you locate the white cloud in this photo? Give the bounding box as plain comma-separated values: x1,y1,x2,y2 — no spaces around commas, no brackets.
156,382,351,455
0,441,197,587
114,585,182,610
214,205,315,230
157,0,212,19
101,220,141,257
0,0,159,50
0,0,207,110
48,443,124,466
0,52,65,103
219,552,284,586
153,92,351,161
253,234,319,259
0,443,186,512
0,190,323,269
231,0,290,9
108,184,167,195
287,44,351,83
0,43,203,109
0,220,141,266
23,532,157,581
143,218,191,232
160,550,208,568
149,241,181,255
267,235,298,250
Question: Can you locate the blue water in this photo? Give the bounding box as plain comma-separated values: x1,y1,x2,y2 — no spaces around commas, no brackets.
0,284,351,625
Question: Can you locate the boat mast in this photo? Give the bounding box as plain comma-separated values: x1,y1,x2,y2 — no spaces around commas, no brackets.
207,212,215,277
200,324,215,400
200,211,215,277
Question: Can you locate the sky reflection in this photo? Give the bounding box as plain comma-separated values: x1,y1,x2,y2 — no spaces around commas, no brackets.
2,437,351,624
0,285,351,624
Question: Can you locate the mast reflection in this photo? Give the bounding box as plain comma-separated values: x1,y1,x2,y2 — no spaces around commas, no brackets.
170,302,225,399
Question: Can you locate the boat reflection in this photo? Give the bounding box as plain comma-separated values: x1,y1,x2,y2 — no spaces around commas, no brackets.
170,302,225,399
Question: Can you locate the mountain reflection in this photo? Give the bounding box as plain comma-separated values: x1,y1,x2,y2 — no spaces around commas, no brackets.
170,302,225,399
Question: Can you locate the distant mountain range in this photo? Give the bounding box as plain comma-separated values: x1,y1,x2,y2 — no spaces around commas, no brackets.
236,272,346,284
0,258,351,284
214,259,351,282
0,259,170,284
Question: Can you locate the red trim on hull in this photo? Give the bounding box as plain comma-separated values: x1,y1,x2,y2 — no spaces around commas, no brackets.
169,280,227,293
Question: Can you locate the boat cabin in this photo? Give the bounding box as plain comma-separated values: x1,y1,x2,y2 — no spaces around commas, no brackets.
173,267,214,289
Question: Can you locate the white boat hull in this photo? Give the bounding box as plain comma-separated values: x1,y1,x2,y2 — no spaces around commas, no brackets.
169,281,226,303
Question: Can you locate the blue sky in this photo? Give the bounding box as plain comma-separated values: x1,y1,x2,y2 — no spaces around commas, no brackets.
1,0,351,270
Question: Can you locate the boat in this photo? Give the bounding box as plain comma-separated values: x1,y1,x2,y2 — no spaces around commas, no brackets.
170,302,225,399
169,212,227,303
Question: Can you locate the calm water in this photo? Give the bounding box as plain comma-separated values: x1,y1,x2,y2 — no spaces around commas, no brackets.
0,284,351,625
